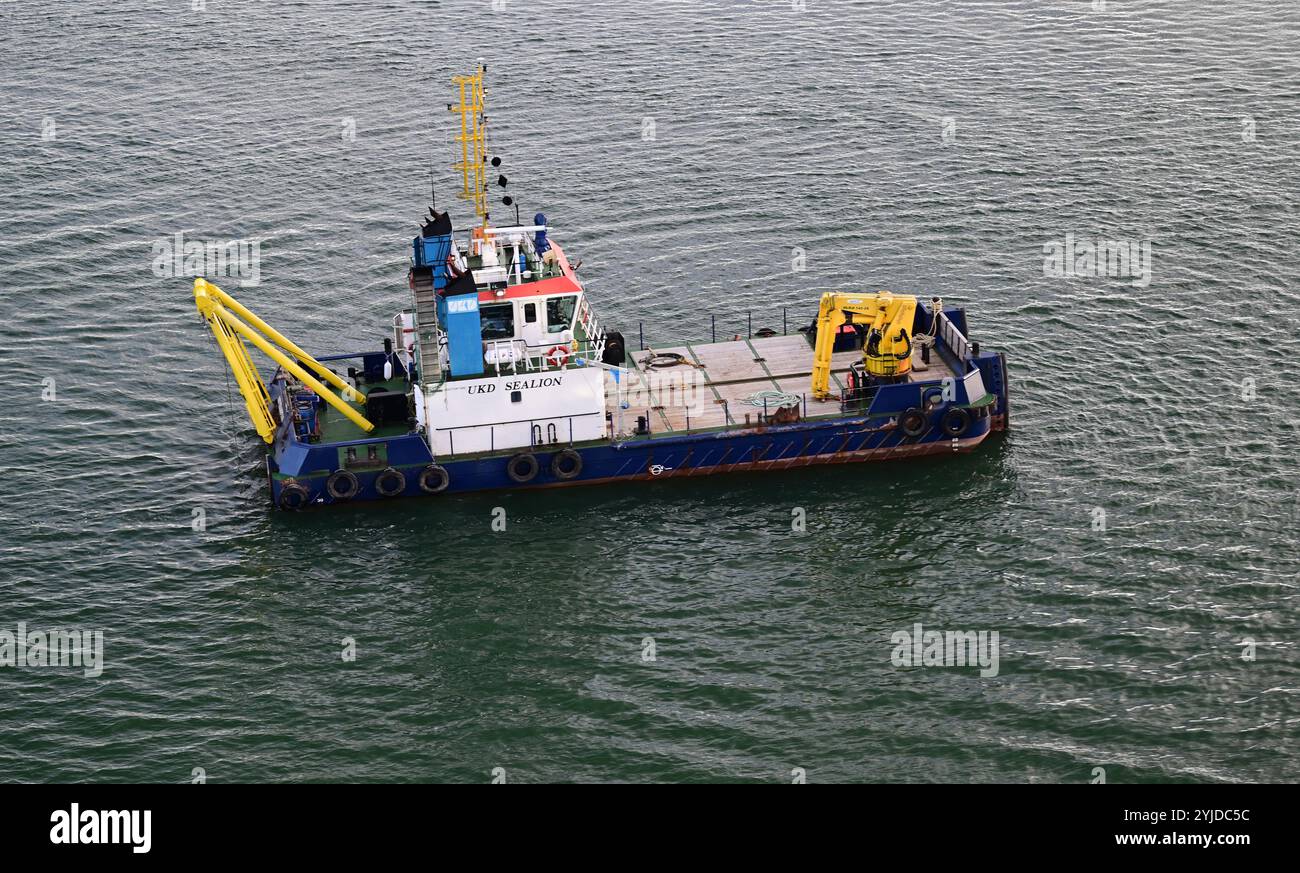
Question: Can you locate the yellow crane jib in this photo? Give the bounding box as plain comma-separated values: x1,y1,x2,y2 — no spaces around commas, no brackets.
810,291,919,400
192,278,374,444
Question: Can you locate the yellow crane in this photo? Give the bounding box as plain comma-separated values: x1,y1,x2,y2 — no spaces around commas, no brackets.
810,291,918,400
193,278,374,443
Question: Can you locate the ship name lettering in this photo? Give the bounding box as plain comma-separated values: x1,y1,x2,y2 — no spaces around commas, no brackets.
505,377,563,390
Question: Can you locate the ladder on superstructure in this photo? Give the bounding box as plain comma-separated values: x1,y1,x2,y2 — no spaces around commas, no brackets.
411,269,442,383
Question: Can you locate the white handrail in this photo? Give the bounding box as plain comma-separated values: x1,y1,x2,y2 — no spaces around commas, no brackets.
484,338,607,376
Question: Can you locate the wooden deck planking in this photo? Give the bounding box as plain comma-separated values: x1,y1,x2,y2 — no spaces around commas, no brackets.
747,334,816,379
653,393,729,432
613,333,959,433
907,353,956,382
691,341,771,385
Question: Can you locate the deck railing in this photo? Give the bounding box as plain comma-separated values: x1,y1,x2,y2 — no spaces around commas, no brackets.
576,294,602,346
631,303,977,364
635,306,805,351
481,337,608,376
435,410,605,458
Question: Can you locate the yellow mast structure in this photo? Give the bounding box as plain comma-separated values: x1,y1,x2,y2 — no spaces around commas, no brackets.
450,61,488,221
193,278,374,443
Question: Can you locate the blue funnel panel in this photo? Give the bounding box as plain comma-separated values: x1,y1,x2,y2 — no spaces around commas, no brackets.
438,292,484,377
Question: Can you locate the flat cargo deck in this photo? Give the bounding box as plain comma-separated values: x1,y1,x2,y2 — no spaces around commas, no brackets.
309,334,957,444
618,333,956,434
314,375,414,443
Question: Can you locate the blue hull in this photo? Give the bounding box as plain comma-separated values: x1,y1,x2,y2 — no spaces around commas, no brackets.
268,410,998,507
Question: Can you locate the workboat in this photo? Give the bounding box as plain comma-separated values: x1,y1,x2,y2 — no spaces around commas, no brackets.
193,64,1010,509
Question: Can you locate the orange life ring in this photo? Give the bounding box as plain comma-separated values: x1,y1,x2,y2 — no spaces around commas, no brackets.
545,346,570,367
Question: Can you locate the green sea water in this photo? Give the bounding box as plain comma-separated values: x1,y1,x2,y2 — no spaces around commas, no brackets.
1,0,1297,783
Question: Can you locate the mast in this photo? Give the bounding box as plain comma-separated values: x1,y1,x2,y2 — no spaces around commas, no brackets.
449,59,489,223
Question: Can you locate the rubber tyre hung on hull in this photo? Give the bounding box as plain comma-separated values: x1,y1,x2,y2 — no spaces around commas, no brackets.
327,469,361,501
375,467,406,497
507,452,539,484
418,464,450,494
899,408,928,438
941,407,971,437
278,480,310,511
551,449,583,481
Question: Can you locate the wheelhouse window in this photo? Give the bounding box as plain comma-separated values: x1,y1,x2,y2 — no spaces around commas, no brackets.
546,295,577,334
479,302,515,340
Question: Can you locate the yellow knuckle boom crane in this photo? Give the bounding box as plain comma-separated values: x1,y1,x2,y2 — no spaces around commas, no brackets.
810,291,919,400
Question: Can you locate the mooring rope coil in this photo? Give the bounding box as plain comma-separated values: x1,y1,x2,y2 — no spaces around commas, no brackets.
642,347,705,370
645,352,688,369
739,389,801,409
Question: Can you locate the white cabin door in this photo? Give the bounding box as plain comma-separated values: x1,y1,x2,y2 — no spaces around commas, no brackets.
520,300,545,349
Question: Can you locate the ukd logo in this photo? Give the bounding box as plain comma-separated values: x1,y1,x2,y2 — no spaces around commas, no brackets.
49,803,151,854
447,298,478,314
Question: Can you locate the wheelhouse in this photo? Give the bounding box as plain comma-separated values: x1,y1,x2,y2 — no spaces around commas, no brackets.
406,212,610,382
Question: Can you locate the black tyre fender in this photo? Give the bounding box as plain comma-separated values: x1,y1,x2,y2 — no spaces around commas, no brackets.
941,406,971,437
601,331,626,366
375,466,406,497
326,469,360,500
279,480,310,511
418,464,450,494
551,449,583,481
899,407,927,438
507,452,539,484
